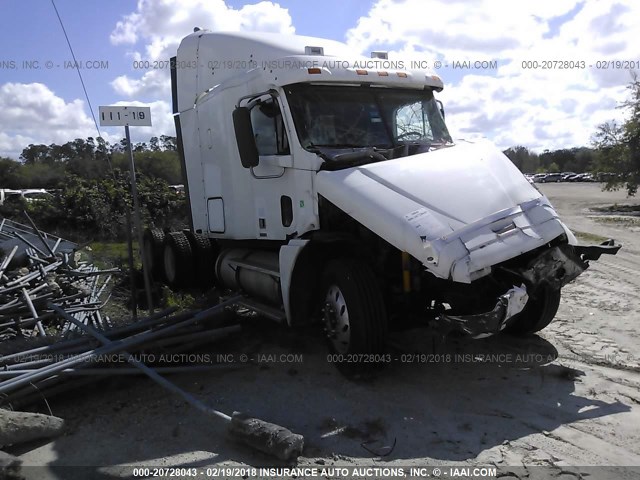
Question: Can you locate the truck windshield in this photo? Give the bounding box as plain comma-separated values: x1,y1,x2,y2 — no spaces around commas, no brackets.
284,84,452,152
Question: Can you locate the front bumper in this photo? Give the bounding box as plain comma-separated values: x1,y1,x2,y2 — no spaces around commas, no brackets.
436,240,621,339
438,284,529,339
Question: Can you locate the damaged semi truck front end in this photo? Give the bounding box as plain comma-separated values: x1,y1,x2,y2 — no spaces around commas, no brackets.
169,31,621,359
314,138,620,339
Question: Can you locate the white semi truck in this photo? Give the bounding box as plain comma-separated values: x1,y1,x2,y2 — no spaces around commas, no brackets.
144,30,619,356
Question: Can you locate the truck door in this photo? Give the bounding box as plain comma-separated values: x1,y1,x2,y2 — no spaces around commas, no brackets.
244,94,299,239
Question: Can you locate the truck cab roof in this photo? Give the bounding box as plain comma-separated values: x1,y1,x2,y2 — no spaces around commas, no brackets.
175,30,444,113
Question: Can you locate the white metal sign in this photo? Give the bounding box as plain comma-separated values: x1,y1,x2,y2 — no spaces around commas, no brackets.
99,106,152,126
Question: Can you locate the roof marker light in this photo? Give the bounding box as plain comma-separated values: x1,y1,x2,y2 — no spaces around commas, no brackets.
397,72,408,78
308,67,322,74
377,71,389,76
356,69,368,75
371,51,388,59
305,46,324,56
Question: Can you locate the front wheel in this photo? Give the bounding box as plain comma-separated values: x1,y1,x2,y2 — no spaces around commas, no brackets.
504,285,561,335
321,259,387,355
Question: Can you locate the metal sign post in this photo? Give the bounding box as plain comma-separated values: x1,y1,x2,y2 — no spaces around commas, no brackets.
99,106,154,315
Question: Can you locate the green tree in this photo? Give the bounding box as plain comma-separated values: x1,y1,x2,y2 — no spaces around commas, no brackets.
0,157,22,188
592,73,640,195
503,146,540,173
112,150,182,184
547,162,560,173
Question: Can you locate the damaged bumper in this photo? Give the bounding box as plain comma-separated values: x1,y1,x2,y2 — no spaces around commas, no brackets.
438,240,621,339
438,285,529,339
573,239,621,261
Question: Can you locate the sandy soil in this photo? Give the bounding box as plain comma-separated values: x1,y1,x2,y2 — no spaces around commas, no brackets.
5,183,640,479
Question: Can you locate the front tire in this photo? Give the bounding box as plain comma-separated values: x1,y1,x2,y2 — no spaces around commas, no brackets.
505,285,561,335
321,259,387,355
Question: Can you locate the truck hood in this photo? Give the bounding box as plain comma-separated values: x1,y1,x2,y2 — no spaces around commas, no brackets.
315,139,570,283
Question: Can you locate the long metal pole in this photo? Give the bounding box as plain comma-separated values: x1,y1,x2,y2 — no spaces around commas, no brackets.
124,200,137,320
49,303,231,422
125,125,154,314
0,297,240,394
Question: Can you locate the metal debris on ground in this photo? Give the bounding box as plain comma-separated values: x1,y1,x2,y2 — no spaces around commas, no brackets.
0,216,243,409
0,216,115,341
0,295,242,410
0,218,303,461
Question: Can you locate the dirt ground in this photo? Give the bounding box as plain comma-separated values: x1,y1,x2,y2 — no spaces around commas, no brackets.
5,183,640,479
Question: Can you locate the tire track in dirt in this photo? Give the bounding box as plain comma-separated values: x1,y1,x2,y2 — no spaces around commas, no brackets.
544,321,640,371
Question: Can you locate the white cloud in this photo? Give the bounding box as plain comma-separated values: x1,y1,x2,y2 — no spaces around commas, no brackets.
109,0,295,98
0,84,173,160
111,71,170,99
347,0,640,151
0,83,101,159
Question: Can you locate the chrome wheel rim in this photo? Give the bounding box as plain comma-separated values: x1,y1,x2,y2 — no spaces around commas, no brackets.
323,284,351,353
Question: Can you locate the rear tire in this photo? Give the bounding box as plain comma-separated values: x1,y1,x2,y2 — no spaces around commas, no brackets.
184,231,217,288
163,231,193,289
505,285,561,335
142,228,165,281
321,259,387,356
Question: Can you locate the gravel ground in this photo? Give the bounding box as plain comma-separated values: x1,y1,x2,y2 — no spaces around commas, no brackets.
5,183,640,480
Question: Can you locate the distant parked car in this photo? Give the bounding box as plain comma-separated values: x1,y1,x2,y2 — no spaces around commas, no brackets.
533,173,547,183
541,173,562,183
0,189,52,206
561,172,576,181
580,173,596,182
21,189,52,203
0,189,21,206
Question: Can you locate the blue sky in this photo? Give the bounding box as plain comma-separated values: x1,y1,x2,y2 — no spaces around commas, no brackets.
0,0,638,160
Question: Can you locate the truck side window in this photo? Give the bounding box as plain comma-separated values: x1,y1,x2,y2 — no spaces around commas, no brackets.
251,98,290,155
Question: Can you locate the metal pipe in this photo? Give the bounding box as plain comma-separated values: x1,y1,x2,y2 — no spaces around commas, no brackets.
0,364,239,377
50,302,231,422
0,337,92,364
125,124,154,316
0,297,240,394
22,288,46,336
0,245,18,278
48,298,303,460
13,232,48,258
63,269,120,278
0,307,178,365
143,325,240,349
51,237,62,254
22,210,57,258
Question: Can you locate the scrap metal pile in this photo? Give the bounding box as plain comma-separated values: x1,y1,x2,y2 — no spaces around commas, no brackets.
0,216,115,341
0,216,241,409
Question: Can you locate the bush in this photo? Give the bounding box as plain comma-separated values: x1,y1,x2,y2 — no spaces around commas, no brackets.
9,173,187,242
